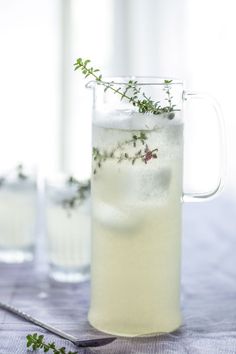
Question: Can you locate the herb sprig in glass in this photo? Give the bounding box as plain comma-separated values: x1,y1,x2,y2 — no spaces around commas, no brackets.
74,57,176,174
61,177,90,211
0,164,28,187
93,132,158,175
74,58,175,115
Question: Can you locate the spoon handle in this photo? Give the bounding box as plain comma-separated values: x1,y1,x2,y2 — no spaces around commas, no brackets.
0,301,116,347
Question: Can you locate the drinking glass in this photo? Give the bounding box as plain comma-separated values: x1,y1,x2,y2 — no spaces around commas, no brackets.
87,77,225,336
0,164,38,263
46,175,91,282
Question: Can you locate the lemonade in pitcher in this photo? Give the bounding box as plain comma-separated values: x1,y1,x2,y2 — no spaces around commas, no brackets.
74,58,225,337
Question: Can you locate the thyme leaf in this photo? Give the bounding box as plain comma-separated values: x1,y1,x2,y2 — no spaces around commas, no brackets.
61,177,90,211
26,333,78,354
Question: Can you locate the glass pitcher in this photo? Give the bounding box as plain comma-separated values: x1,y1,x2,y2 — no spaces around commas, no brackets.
87,78,225,337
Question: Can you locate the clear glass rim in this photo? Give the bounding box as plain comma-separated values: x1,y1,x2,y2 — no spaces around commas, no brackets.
87,76,183,87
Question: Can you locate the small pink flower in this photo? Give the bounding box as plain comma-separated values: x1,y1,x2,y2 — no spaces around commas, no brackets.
144,151,153,163
143,145,158,164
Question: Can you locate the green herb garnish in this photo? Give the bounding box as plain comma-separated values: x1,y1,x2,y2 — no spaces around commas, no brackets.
92,132,158,174
26,333,78,354
74,58,175,116
74,58,176,174
16,164,28,180
0,164,28,187
62,177,90,211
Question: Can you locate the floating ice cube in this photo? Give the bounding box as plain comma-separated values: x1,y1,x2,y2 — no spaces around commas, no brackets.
47,185,77,206
122,167,172,205
93,201,141,234
94,109,134,130
141,168,171,201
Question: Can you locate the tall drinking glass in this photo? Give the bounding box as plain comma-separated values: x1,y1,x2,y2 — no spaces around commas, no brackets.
46,175,91,282
0,165,38,263
87,78,225,336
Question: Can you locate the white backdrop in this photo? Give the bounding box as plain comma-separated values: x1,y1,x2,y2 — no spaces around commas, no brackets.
0,0,62,173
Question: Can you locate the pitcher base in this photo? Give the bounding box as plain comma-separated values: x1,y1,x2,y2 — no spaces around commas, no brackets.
88,315,182,337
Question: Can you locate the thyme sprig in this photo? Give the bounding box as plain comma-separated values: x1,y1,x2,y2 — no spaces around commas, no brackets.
163,80,175,118
74,58,177,174
26,333,78,354
0,164,28,187
93,132,158,174
62,177,90,211
16,164,28,180
74,58,175,116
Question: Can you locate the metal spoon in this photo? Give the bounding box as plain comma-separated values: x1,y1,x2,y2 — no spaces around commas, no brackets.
0,301,116,347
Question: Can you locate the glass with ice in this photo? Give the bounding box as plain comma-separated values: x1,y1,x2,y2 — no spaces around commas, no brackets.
46,176,91,282
87,78,225,336
0,165,38,263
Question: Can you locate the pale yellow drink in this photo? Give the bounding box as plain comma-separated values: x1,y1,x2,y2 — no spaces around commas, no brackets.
0,180,36,262
46,179,91,282
89,110,183,336
47,200,90,268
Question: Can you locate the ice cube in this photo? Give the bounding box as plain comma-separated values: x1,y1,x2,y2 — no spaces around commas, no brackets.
93,201,141,234
94,109,135,130
94,108,183,131
94,109,162,131
122,167,172,205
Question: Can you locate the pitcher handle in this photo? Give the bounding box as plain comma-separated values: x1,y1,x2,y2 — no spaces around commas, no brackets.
182,91,226,202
